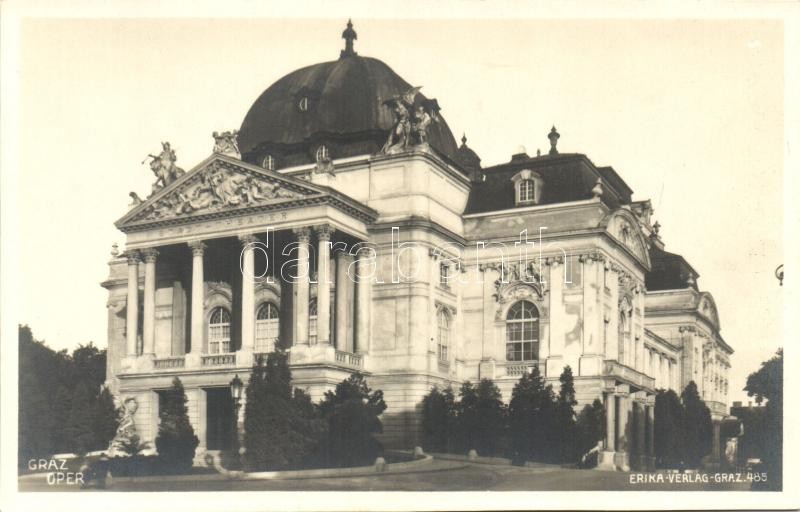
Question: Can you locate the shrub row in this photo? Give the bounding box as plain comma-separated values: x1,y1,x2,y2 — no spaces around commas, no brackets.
421,365,606,466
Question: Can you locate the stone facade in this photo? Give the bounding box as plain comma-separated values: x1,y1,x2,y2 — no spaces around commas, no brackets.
102,29,732,470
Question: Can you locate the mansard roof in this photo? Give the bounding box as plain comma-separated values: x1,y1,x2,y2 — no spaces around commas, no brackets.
645,243,700,291
464,153,634,215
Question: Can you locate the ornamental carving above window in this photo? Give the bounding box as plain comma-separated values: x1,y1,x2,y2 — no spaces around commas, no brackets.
480,259,543,296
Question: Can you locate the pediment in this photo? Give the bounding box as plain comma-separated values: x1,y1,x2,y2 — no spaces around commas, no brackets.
601,209,650,269
117,155,322,228
697,292,720,330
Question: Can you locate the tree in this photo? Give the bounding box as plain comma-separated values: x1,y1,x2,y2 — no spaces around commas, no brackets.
654,389,683,468
19,325,59,463
243,351,324,470
94,386,119,452
507,366,556,463
155,377,199,473
455,379,506,457
319,373,387,468
680,381,712,468
574,399,606,467
18,325,112,466
65,380,98,456
420,385,457,453
745,349,783,491
555,366,578,462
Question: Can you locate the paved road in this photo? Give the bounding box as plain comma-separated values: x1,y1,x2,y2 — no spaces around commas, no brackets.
19,460,753,492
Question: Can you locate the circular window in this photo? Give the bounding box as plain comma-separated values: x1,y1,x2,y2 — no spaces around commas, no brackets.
261,154,275,171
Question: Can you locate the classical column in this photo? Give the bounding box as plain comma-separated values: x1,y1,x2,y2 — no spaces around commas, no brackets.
293,228,311,346
605,393,616,452
616,394,630,470
314,226,333,345
189,241,206,354
646,402,656,471
239,235,257,352
334,250,350,351
635,401,646,470
355,247,371,354
598,391,617,470
125,250,141,357
141,248,159,356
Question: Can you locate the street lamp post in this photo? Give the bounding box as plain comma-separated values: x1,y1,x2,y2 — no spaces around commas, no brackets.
775,264,784,286
229,374,244,469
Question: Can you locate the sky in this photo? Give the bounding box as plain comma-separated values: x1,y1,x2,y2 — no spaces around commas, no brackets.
13,16,785,406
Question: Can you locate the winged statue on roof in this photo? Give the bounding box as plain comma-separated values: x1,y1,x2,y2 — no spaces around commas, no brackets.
380,86,441,154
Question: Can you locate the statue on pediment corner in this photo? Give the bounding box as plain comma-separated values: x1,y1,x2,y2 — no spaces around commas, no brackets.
128,191,143,208
145,142,184,195
212,130,240,158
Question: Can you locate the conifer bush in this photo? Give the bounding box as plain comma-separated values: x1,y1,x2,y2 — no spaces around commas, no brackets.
319,373,387,468
507,366,557,463
155,377,199,473
420,385,457,453
243,351,325,471
680,381,713,468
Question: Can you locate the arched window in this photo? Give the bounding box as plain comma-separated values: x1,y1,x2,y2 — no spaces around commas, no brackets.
315,145,329,162
505,301,539,361
437,309,451,362
255,303,279,352
261,154,275,171
308,298,318,344
208,307,231,354
511,169,543,206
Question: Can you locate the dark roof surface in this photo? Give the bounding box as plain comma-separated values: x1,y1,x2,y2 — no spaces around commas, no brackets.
645,244,699,291
238,55,460,163
464,153,633,214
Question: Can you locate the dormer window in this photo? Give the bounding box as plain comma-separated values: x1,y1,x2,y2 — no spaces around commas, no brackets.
511,169,543,206
519,179,535,202
261,154,275,171
316,145,330,162
298,96,309,112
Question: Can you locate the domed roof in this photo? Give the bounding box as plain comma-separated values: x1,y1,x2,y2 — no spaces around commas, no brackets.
238,24,460,166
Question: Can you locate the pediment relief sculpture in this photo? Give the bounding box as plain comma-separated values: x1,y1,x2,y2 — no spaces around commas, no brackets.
131,163,306,223
697,295,720,327
610,214,646,261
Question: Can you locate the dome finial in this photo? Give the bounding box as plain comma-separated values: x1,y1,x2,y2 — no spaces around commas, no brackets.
461,133,467,145
341,19,358,58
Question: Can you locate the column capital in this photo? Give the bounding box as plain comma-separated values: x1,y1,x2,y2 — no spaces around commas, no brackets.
188,240,207,256
356,245,374,258
292,226,311,243
238,234,258,247
141,248,159,263
125,250,141,264
314,224,335,241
